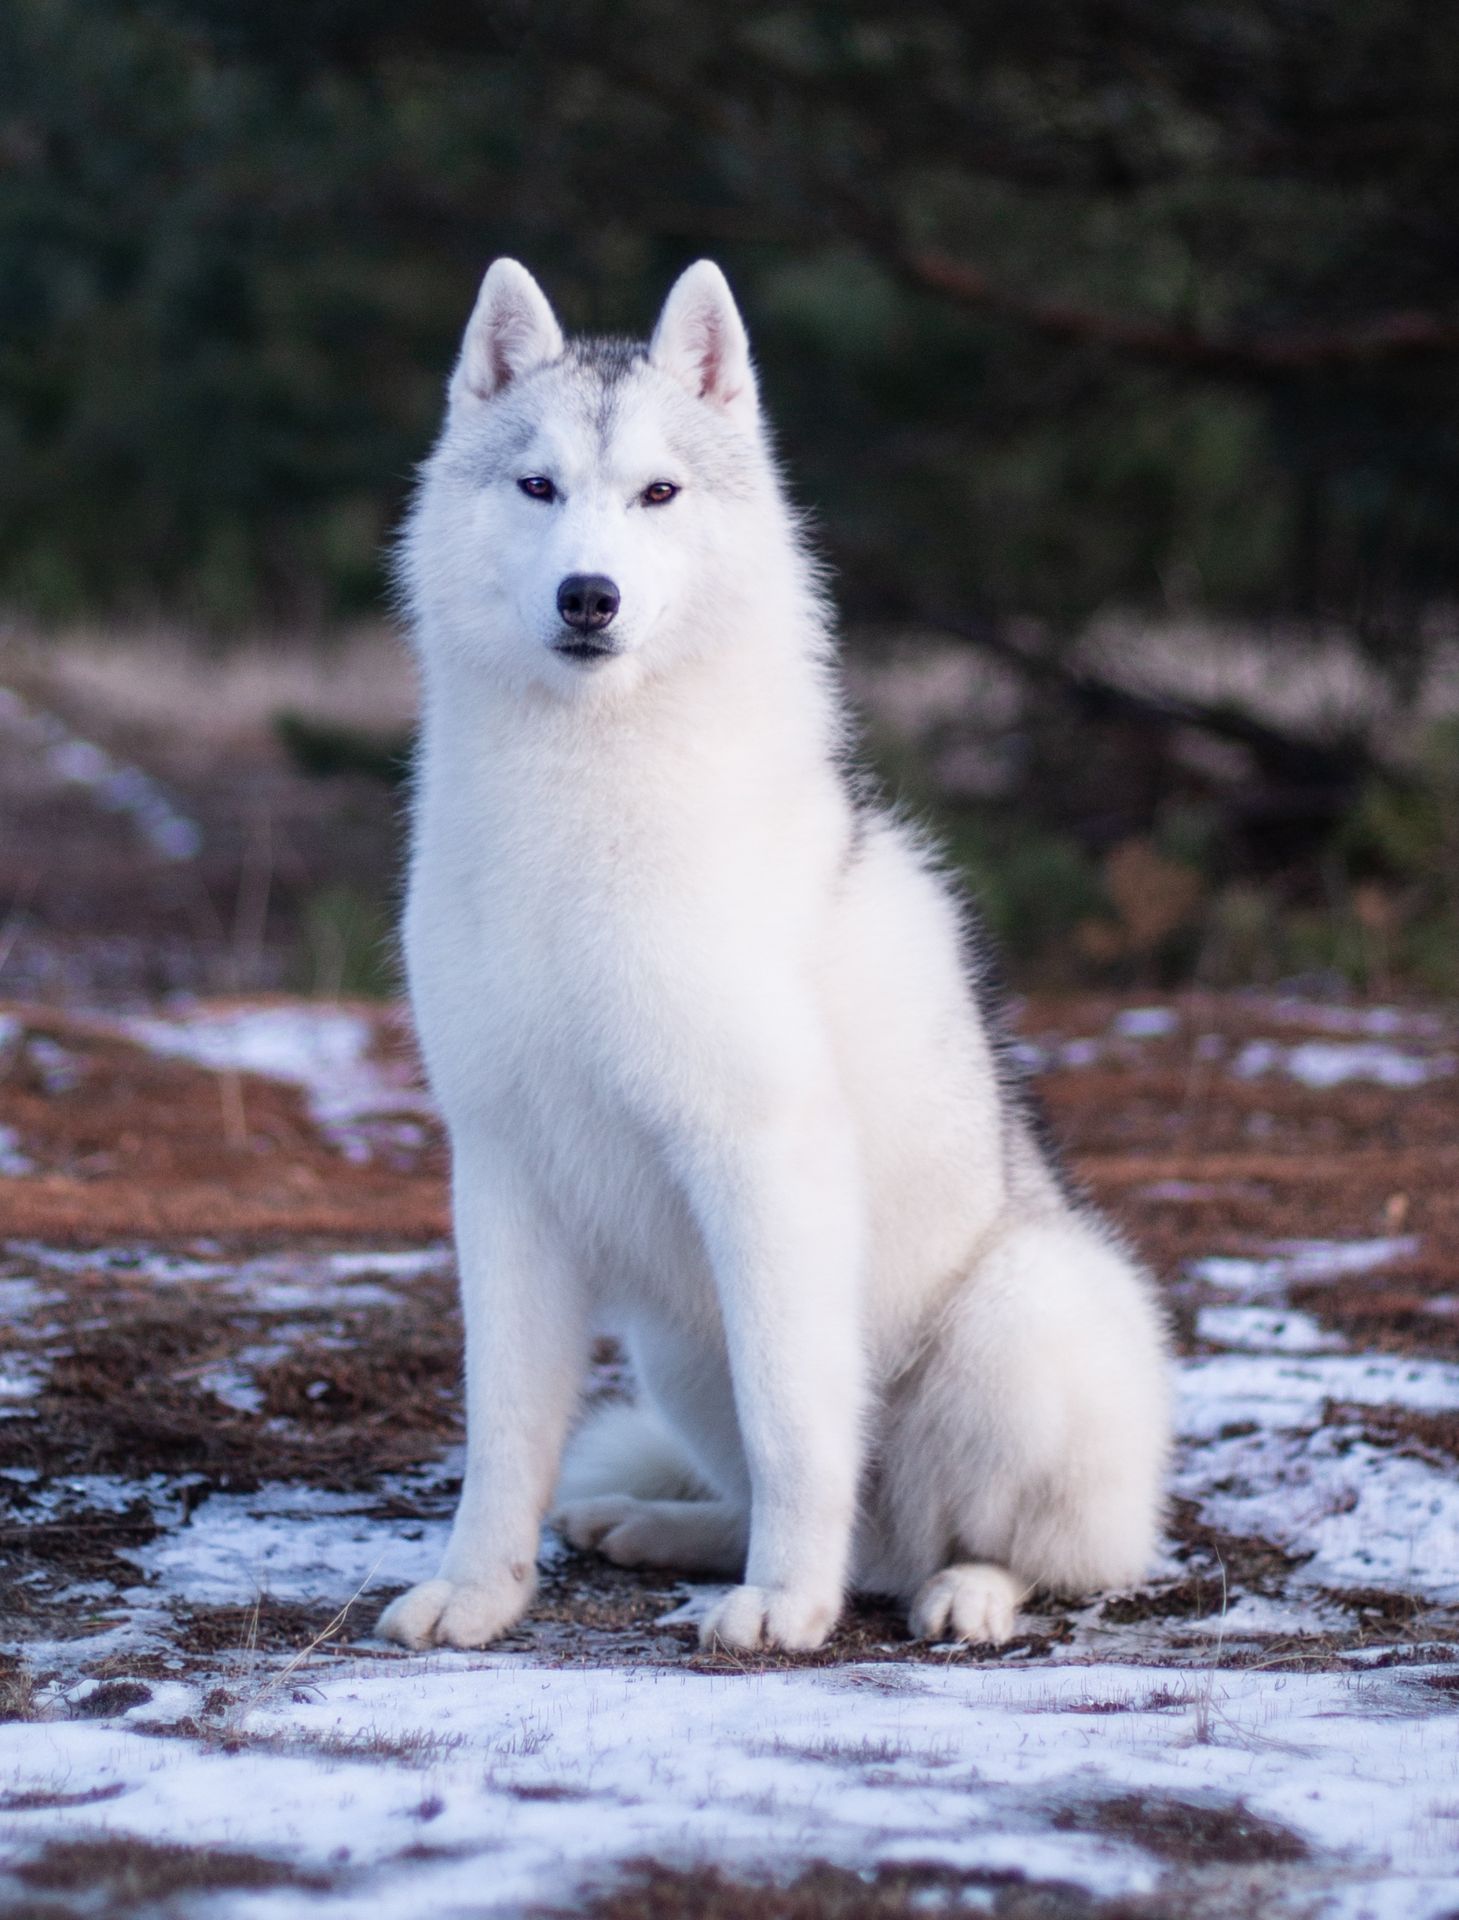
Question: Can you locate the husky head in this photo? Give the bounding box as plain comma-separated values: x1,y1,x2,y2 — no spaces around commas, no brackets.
401,259,802,695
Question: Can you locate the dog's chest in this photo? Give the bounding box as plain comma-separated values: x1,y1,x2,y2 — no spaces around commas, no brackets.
409,765,773,1122
409,795,750,1303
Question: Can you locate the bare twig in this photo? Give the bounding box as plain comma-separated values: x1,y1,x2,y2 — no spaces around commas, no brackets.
891,244,1459,377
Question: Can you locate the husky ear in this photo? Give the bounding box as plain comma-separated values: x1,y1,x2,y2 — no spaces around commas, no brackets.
451,259,564,408
650,260,759,430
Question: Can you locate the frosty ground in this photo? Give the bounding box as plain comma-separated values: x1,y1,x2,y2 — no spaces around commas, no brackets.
2,988,1458,1920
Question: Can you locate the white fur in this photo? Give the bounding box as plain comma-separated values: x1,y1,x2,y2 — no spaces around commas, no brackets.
377,260,1170,1656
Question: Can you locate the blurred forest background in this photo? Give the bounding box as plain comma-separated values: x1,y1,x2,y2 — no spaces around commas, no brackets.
3,0,1459,998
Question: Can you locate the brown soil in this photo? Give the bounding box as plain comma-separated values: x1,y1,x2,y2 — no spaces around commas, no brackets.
1012,995,1459,1374
7,991,1459,1360
0,1003,446,1240
0,1252,461,1489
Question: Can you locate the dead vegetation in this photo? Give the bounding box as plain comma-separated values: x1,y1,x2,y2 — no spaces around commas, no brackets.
0,1660,41,1723
1332,1402,1459,1466
11,1834,331,1903
553,1861,1165,1920
0,1782,127,1812
1051,1794,1309,1865
173,1598,366,1658
69,1679,153,1718
0,1249,461,1488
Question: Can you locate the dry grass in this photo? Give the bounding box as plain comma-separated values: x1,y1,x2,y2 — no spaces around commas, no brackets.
1051,1793,1309,1865
0,1782,127,1812
551,1860,1164,1920
13,1834,330,1902
1,623,417,765
0,1661,42,1723
68,1679,153,1719
0,1259,462,1490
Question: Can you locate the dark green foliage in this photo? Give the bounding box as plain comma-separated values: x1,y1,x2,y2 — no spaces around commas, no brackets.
274,711,410,785
297,882,398,997
8,0,1459,982
2,0,1457,649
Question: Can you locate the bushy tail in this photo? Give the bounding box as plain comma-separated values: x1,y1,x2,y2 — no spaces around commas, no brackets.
555,1400,711,1505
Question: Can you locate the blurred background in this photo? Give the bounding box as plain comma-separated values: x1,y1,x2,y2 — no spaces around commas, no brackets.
3,0,1458,1005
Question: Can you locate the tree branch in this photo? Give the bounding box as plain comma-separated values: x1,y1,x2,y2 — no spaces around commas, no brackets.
897,608,1388,801
890,244,1459,376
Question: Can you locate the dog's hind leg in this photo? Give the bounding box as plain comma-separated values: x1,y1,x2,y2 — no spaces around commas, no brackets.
556,1493,747,1574
554,1344,751,1576
556,1399,716,1504
906,1563,1025,1644
877,1209,1169,1645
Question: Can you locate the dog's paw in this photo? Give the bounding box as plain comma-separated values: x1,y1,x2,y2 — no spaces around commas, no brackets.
375,1570,532,1650
908,1563,1021,1646
698,1583,836,1653
555,1495,657,1566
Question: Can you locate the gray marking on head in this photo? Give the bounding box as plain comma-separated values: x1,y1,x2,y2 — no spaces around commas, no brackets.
564,335,649,447
567,335,647,383
433,326,766,503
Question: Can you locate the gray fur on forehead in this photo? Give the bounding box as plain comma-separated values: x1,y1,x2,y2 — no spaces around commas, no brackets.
559,336,762,497
564,334,648,385
564,335,648,444
436,332,761,499
436,335,642,483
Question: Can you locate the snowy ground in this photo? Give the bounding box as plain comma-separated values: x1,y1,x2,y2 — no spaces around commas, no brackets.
3,994,1459,1917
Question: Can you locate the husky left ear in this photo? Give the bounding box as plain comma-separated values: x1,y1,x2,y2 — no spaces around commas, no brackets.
650,261,759,430
451,258,564,410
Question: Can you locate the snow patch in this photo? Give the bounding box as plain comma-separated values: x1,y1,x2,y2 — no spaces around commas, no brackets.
1110,1007,1179,1038
1,1663,1456,1918
0,1275,61,1327
120,1004,435,1162
129,1481,455,1608
1256,998,1446,1039
6,1241,450,1310
1190,1237,1419,1297
1232,1038,1454,1089
0,1356,45,1406
1178,1350,1459,1438
0,686,201,862
0,1126,34,1177
1195,1305,1347,1355
1176,1426,1459,1605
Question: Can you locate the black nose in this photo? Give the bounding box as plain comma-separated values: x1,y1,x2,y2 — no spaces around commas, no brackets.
557,573,620,633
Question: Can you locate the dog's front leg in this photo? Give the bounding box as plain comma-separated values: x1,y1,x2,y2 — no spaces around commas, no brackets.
685,1070,865,1653
377,1139,586,1649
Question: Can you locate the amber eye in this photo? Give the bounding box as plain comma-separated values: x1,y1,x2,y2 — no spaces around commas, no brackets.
518,475,557,502
640,481,679,507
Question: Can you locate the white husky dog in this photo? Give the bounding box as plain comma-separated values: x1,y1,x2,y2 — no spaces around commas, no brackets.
378,258,1169,1654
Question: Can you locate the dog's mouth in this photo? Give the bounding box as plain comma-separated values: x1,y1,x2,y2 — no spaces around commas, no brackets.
551,637,621,665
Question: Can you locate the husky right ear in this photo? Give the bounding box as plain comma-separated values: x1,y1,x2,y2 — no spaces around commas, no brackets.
650,261,759,431
450,259,564,409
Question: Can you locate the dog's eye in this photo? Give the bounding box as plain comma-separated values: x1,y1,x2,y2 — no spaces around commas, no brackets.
640,481,679,507
517,476,557,502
